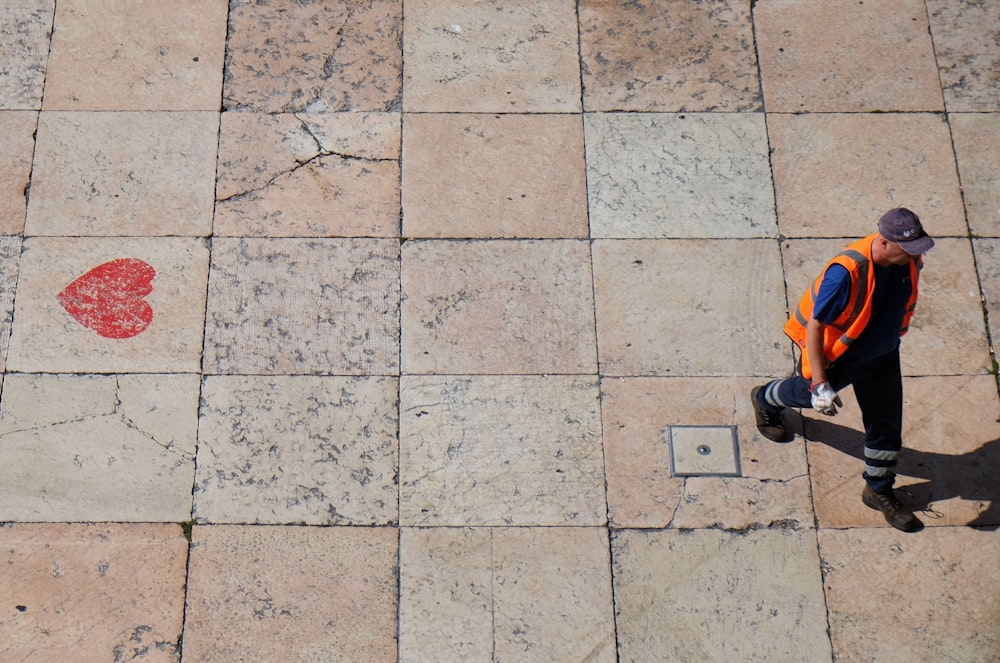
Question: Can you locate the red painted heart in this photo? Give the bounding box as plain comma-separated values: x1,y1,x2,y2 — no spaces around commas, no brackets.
57,258,156,339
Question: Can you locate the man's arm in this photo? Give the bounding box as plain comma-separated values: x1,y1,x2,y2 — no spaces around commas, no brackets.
805,317,828,385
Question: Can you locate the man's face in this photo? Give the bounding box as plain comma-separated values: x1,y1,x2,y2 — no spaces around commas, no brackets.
884,240,915,265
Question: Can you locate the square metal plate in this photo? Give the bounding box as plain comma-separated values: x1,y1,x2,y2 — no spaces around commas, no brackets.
669,425,741,477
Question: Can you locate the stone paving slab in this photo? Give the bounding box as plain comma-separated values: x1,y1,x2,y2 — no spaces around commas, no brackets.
0,236,20,372
0,111,35,234
0,0,53,110
951,113,1000,237
579,0,760,113
820,526,1000,662
0,373,198,522
400,527,615,663
183,525,398,662
42,0,227,111
26,111,218,237
755,0,942,113
215,111,401,237
0,523,188,662
927,0,1000,112
613,528,832,662
768,113,966,238
195,375,398,525
975,238,1000,351
585,113,776,238
402,113,588,238
7,237,209,373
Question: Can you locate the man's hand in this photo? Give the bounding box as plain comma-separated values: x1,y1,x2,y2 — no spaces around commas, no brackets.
810,382,843,415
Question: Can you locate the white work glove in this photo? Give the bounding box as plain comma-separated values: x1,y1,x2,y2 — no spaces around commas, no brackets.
810,382,843,416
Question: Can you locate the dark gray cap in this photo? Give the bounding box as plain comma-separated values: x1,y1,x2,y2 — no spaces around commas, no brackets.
878,208,934,255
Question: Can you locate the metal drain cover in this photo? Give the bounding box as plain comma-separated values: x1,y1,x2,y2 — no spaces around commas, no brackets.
669,425,741,477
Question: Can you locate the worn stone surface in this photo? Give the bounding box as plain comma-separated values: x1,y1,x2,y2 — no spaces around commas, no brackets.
593,239,787,376
7,237,209,373
0,373,198,521
579,0,760,112
195,376,398,525
43,0,227,111
399,527,615,663
782,238,992,377
613,528,832,662
755,0,942,112
0,236,20,372
975,238,1000,354
769,113,966,238
950,113,1000,236
0,111,36,233
927,0,1000,112
806,375,1000,529
601,377,810,529
184,525,398,662
26,111,218,236
403,0,581,112
820,527,1000,662
0,0,54,109
0,523,187,662
585,113,776,238
401,239,596,374
399,376,605,526
224,0,401,112
402,113,587,238
215,111,400,237
203,238,400,375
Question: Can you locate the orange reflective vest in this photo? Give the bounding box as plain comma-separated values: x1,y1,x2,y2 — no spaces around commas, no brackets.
784,234,920,380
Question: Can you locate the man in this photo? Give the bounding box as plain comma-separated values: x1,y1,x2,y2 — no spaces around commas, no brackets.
751,208,934,532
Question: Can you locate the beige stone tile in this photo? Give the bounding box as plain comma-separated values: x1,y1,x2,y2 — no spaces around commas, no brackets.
820,527,1000,662
0,111,36,233
224,0,401,113
0,523,187,661
755,0,942,112
401,240,596,374
593,239,788,376
613,528,832,662
43,0,226,111
806,375,1000,529
951,113,1000,236
402,114,587,238
0,373,198,522
399,527,614,663
928,0,1000,112
585,113,776,238
26,111,217,236
399,376,605,526
976,238,1000,350
579,0,760,112
403,0,581,113
203,238,400,375
769,113,966,238
0,0,54,109
195,376,398,525
215,111,400,237
7,237,209,373
184,525,397,662
602,377,811,529
782,238,992,377
0,236,20,372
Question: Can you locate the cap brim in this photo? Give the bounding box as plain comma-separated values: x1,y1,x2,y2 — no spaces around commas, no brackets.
899,235,935,255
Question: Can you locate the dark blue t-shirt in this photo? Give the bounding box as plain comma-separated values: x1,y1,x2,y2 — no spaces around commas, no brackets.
812,262,912,370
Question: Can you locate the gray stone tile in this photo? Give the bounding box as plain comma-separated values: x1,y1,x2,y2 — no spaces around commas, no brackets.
0,0,54,109
0,235,20,372
203,238,400,375
951,113,1000,236
613,528,832,662
399,376,605,526
401,239,596,374
975,238,1000,354
585,113,776,238
820,527,1000,662
928,0,1000,112
184,525,398,662
0,374,198,521
593,239,788,376
0,111,36,233
195,376,398,526
399,527,615,663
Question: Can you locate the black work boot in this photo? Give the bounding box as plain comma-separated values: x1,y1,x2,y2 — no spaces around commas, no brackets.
750,386,792,442
862,485,923,532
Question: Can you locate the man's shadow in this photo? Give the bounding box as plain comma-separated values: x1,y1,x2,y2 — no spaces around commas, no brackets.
789,413,1000,530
